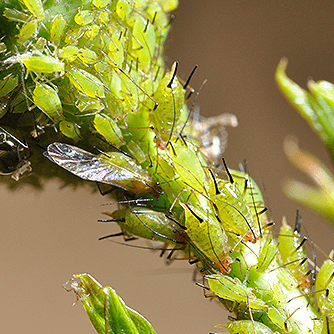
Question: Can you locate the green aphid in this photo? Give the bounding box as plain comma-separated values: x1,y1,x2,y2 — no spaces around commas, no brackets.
169,141,207,195
84,24,100,40
102,206,184,244
16,19,38,44
115,0,132,21
34,37,47,49
126,140,146,164
66,66,105,99
78,48,98,64
32,83,63,123
22,0,45,21
150,62,186,143
92,0,111,9
3,8,30,23
130,15,156,70
257,239,277,273
5,51,65,74
93,113,124,148
76,96,103,113
59,45,79,63
231,169,268,224
181,203,231,273
74,10,95,26
225,320,274,334
206,274,268,310
59,121,81,142
278,214,309,288
208,171,256,243
315,253,334,319
0,74,19,98
50,14,66,46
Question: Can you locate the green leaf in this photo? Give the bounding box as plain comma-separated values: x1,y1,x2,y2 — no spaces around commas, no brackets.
67,273,156,334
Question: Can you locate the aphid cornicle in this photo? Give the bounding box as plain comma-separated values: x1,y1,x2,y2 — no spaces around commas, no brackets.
44,142,161,196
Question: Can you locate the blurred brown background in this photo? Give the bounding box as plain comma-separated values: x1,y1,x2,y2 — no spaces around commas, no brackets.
2,2,334,333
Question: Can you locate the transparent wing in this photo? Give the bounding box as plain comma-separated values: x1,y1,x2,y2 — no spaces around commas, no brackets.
44,142,157,194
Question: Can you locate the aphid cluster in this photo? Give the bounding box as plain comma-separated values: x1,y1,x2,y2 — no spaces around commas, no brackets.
2,1,334,334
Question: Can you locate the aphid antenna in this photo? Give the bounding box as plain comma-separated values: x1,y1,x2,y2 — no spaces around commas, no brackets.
0,126,29,149
173,132,188,147
177,79,207,141
93,143,133,159
246,296,257,334
100,27,120,52
294,209,302,235
87,197,155,208
100,236,181,252
269,256,309,273
153,65,160,82
168,189,183,214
